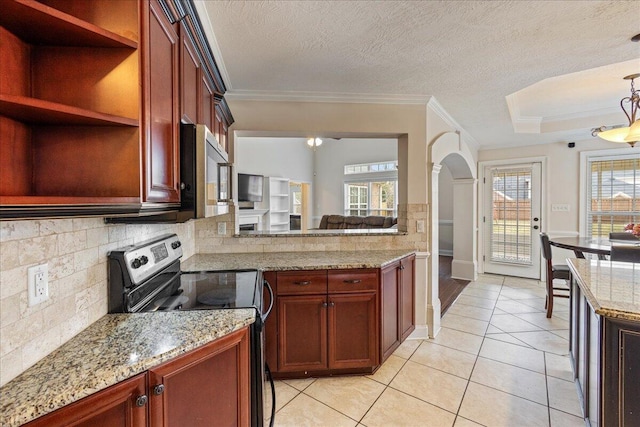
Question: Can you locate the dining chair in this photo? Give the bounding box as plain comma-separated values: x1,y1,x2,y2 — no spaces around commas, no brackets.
609,232,638,241
540,233,571,318
610,245,640,263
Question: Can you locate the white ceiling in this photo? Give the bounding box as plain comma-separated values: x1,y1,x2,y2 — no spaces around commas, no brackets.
195,1,640,149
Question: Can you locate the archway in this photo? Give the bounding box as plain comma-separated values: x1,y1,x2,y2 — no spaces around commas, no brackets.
427,131,477,337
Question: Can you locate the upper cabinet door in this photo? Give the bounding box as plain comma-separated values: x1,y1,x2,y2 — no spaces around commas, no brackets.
143,0,180,203
179,20,199,125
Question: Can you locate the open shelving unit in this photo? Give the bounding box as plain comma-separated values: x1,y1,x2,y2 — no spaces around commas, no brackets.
259,177,290,232
0,0,142,216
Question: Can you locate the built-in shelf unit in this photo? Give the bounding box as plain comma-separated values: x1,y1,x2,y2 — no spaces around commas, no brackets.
260,177,290,232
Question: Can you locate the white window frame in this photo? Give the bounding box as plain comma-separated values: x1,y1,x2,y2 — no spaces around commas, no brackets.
343,161,398,217
579,148,640,236
345,184,369,216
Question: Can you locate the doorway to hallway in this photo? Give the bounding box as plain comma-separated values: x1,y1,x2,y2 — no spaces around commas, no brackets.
439,255,470,314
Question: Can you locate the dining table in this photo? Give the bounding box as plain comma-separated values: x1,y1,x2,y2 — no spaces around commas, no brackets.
549,236,612,260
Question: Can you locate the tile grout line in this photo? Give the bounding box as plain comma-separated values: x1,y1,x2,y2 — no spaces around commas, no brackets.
451,275,505,426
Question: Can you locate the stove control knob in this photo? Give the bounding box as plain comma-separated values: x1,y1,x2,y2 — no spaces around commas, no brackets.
140,256,148,265
131,258,142,269
171,241,181,249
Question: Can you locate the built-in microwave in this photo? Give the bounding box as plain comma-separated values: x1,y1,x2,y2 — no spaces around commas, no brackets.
180,123,232,219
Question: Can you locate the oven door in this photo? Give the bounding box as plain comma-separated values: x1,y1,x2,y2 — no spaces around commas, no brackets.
124,260,182,313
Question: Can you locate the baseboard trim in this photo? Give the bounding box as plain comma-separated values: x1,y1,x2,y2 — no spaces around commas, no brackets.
407,325,429,340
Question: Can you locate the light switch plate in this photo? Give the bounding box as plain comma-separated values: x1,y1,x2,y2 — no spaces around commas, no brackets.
552,204,570,212
217,222,227,235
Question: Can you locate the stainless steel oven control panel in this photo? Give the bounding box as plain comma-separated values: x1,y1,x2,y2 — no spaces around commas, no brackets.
122,234,183,285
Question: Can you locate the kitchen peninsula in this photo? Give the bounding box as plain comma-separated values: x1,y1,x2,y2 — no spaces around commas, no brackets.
567,258,640,427
183,250,416,378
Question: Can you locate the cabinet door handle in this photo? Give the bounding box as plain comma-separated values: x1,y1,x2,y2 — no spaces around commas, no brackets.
153,384,165,395
399,264,405,270
294,281,311,286
322,302,328,307
343,279,362,284
328,302,335,307
135,395,148,407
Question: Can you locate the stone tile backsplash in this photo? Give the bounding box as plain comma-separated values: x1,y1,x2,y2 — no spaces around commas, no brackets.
0,218,195,386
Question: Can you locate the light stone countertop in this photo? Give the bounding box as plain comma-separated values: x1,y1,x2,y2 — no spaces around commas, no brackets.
0,309,255,427
181,250,416,272
567,258,640,321
236,228,405,237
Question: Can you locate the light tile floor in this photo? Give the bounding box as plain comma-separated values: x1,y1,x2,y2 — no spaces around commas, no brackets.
269,274,584,427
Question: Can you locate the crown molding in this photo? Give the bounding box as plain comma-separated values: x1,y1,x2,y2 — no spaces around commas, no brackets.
507,92,624,134
427,97,480,151
225,90,432,105
192,1,232,89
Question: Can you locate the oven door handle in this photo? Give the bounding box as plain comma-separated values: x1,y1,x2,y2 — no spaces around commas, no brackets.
262,279,274,322
265,362,276,427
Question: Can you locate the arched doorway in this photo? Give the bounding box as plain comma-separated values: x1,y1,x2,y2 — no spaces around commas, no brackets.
427,132,477,337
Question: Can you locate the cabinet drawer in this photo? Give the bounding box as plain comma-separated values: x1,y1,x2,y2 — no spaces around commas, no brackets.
328,269,379,293
277,271,327,295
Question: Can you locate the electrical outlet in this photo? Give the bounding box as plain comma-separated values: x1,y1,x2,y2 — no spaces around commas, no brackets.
28,263,49,306
217,222,227,235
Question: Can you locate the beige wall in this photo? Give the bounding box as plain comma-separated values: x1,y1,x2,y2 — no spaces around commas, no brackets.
216,99,431,254
229,100,429,205
478,138,623,235
0,219,195,386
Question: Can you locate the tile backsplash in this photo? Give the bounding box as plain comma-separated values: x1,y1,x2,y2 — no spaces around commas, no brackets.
0,218,195,386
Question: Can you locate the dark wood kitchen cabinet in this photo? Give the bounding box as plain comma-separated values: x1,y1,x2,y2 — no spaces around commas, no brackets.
0,0,142,217
25,373,148,427
25,327,250,427
179,19,200,126
144,0,180,204
272,269,379,377
148,327,250,427
381,254,415,362
570,278,640,427
0,0,233,219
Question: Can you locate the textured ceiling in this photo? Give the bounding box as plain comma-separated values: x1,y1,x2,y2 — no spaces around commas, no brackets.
195,0,640,148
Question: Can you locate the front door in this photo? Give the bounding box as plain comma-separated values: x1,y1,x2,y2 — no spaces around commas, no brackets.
483,163,542,279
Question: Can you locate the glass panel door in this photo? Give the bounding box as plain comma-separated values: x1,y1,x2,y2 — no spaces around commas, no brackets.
484,163,541,278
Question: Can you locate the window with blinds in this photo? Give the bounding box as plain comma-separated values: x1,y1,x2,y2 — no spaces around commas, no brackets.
587,155,640,238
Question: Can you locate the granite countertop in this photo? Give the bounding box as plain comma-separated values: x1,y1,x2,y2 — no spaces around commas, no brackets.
181,250,416,272
567,258,640,321
0,309,255,427
237,228,405,237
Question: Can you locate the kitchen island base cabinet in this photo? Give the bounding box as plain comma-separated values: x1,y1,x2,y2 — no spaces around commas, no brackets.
570,276,640,427
149,327,250,427
25,373,148,427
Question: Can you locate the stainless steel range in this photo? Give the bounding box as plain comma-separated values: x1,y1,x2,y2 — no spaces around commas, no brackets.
108,233,275,427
